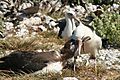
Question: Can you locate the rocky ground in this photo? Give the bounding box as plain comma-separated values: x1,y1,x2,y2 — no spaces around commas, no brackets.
75,48,120,70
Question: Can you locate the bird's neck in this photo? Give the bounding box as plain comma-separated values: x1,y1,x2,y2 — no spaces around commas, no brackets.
66,17,76,31
63,17,76,38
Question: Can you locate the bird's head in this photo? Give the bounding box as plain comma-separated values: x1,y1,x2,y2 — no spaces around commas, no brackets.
60,39,79,60
65,8,75,19
61,36,91,60
65,8,80,23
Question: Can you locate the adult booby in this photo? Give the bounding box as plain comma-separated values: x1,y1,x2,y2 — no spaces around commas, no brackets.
61,9,77,40
60,8,102,59
56,9,94,39
0,43,78,74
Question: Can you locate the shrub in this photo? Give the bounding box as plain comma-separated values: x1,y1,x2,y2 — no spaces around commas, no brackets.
92,6,120,47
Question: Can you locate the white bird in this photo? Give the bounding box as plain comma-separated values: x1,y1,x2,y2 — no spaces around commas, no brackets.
71,18,102,59
59,10,102,71
61,8,102,59
60,9,102,71
61,8,77,40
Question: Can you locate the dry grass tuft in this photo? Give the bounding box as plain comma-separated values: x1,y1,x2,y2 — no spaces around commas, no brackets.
0,31,64,52
0,64,120,80
0,37,41,51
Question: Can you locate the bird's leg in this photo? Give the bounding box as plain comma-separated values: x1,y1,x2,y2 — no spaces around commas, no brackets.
73,56,77,72
73,38,82,72
78,39,82,58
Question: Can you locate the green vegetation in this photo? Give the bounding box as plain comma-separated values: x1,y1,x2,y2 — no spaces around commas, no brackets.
93,6,120,47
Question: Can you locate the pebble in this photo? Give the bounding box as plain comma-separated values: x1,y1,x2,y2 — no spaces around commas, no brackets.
63,77,78,80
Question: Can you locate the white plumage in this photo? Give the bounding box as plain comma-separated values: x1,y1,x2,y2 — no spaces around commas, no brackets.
32,62,63,75
62,8,102,59
72,20,102,59
61,9,76,40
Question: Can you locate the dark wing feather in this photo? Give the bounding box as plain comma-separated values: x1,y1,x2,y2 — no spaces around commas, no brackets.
0,51,61,73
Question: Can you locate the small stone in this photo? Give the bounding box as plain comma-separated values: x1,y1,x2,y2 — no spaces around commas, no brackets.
63,77,78,80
